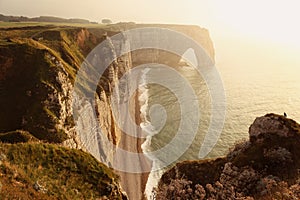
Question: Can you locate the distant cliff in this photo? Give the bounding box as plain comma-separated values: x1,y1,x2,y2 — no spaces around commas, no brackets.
0,22,215,199
0,14,92,24
155,114,300,199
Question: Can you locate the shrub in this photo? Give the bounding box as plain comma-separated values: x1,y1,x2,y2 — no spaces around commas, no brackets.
154,178,206,200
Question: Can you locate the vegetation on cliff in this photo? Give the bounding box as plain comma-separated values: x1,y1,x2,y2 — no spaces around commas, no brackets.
154,114,300,199
0,142,126,199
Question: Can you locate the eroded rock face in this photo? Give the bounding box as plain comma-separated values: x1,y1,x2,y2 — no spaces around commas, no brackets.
155,114,300,199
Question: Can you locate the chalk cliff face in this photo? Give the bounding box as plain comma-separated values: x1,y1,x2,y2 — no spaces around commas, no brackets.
0,23,215,199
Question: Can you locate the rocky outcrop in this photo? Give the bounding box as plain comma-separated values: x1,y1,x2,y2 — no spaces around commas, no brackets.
249,113,300,144
155,114,300,199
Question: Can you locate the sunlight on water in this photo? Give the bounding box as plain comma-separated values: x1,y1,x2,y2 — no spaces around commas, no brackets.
143,62,300,198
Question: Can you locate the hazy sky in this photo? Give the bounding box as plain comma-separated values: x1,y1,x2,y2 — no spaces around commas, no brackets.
0,0,215,24
1,1,300,46
1,0,300,69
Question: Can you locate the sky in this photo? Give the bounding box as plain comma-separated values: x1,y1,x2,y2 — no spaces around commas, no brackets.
1,0,300,70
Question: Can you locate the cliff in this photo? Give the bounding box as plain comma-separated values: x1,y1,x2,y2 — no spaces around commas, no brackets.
155,114,300,199
0,23,214,148
0,25,124,148
0,22,215,199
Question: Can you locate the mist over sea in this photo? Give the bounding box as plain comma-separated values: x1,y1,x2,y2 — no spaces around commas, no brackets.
140,62,300,198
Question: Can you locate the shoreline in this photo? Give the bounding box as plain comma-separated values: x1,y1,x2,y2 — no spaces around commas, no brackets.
117,71,152,200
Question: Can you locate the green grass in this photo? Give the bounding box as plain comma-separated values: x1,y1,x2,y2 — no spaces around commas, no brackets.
0,142,123,199
0,130,38,143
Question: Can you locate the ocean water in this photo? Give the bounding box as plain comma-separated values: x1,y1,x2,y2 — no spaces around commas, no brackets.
140,63,300,199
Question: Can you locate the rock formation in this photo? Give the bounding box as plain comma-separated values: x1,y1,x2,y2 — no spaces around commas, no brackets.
155,114,300,199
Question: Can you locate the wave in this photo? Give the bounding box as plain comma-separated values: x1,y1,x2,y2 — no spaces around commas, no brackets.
138,67,163,200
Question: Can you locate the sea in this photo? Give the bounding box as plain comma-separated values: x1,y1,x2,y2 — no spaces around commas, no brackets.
138,58,300,199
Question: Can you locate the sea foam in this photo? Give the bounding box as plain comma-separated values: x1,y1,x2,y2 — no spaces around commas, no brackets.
138,67,164,200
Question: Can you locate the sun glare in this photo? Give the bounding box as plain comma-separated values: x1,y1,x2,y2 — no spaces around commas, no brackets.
213,0,300,49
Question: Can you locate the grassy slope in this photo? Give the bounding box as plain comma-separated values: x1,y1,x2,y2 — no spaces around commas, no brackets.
0,142,123,199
